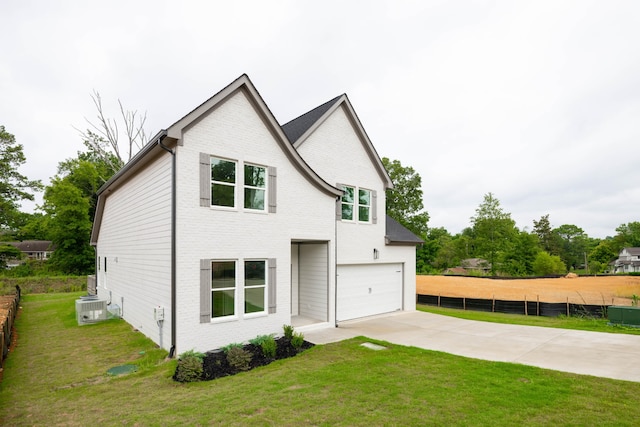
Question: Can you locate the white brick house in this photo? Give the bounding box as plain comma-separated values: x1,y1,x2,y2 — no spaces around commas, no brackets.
91,75,422,355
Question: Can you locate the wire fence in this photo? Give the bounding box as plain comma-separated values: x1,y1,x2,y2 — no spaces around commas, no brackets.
417,293,607,318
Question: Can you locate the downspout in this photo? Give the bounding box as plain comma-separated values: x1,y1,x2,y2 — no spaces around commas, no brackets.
334,196,340,328
158,135,177,358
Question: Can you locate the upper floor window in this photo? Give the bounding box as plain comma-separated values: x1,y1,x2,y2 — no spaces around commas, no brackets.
358,188,371,223
211,157,236,207
244,164,266,211
341,185,355,221
341,185,374,223
201,153,276,212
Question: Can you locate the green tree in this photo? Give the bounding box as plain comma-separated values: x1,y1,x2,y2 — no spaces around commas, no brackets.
470,193,517,275
501,230,540,276
554,224,587,270
39,147,117,274
533,214,560,255
0,125,43,231
588,240,617,273
382,157,429,237
532,251,566,275
43,179,94,274
614,222,640,250
418,227,455,273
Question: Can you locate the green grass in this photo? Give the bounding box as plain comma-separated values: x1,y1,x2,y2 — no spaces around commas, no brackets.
2,293,640,425
418,304,640,335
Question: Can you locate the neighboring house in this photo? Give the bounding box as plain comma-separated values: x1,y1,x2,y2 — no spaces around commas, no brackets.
0,240,54,267
460,258,491,273
443,258,491,275
91,74,422,356
613,248,640,273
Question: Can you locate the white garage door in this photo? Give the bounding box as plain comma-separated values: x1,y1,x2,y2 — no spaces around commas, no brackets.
337,263,403,321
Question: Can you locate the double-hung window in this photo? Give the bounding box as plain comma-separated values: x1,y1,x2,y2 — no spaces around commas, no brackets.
341,185,355,221
244,164,266,211
201,258,276,322
211,261,236,318
210,157,236,208
244,260,266,314
341,185,375,223
358,188,372,223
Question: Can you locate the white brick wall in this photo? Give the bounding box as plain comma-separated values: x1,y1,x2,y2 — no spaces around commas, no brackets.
173,90,337,353
296,103,417,315
96,151,173,349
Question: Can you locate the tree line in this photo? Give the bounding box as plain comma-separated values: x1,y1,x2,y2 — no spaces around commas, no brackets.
383,158,640,276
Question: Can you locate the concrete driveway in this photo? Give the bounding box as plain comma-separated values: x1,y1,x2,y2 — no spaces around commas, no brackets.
302,311,640,382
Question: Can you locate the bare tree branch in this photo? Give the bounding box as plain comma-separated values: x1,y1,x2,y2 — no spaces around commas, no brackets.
74,90,149,171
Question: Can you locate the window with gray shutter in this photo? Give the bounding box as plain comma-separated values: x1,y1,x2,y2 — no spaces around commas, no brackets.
268,166,277,213
372,190,377,224
200,259,211,322
199,153,211,207
268,258,277,313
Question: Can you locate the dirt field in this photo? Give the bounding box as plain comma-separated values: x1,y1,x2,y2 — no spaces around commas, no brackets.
416,275,640,305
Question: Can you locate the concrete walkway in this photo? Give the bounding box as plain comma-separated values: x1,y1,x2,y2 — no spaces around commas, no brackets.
302,311,640,382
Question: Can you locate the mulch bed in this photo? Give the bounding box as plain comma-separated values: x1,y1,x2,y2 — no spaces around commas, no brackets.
175,337,314,382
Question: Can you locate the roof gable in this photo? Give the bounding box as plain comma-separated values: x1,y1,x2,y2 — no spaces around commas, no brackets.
91,75,342,245
282,95,342,144
622,247,640,256
283,95,393,189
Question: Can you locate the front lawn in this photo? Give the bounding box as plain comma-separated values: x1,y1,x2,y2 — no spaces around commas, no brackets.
2,293,640,425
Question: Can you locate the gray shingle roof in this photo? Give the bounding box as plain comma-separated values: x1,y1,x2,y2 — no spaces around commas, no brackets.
385,216,423,246
281,95,342,143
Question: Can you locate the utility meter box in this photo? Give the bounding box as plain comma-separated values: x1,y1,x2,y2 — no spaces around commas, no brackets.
154,306,165,321
608,306,640,327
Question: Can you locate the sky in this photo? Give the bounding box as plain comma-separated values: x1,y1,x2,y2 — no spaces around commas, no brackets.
1,0,639,239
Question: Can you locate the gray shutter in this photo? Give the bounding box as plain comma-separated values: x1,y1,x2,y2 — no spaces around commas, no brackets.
336,183,344,220
372,190,378,224
200,259,211,322
268,258,277,314
268,166,277,213
199,153,211,207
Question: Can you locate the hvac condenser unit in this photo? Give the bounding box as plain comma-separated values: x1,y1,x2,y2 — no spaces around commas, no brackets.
76,297,108,325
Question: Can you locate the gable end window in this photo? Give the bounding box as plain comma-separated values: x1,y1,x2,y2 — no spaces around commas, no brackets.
244,164,266,211
210,157,236,208
340,185,376,224
358,188,371,223
200,154,276,212
341,185,355,221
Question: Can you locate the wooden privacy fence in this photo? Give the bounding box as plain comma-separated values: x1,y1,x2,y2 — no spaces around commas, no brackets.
1,286,21,367
417,293,608,318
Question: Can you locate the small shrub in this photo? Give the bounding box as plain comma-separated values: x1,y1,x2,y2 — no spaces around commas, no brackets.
221,342,243,354
632,294,639,307
261,336,277,359
226,346,252,371
291,332,305,349
283,324,294,340
249,334,274,346
175,354,203,382
180,349,205,361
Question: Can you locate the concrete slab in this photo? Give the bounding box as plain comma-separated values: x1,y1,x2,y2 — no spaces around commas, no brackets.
302,311,640,382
